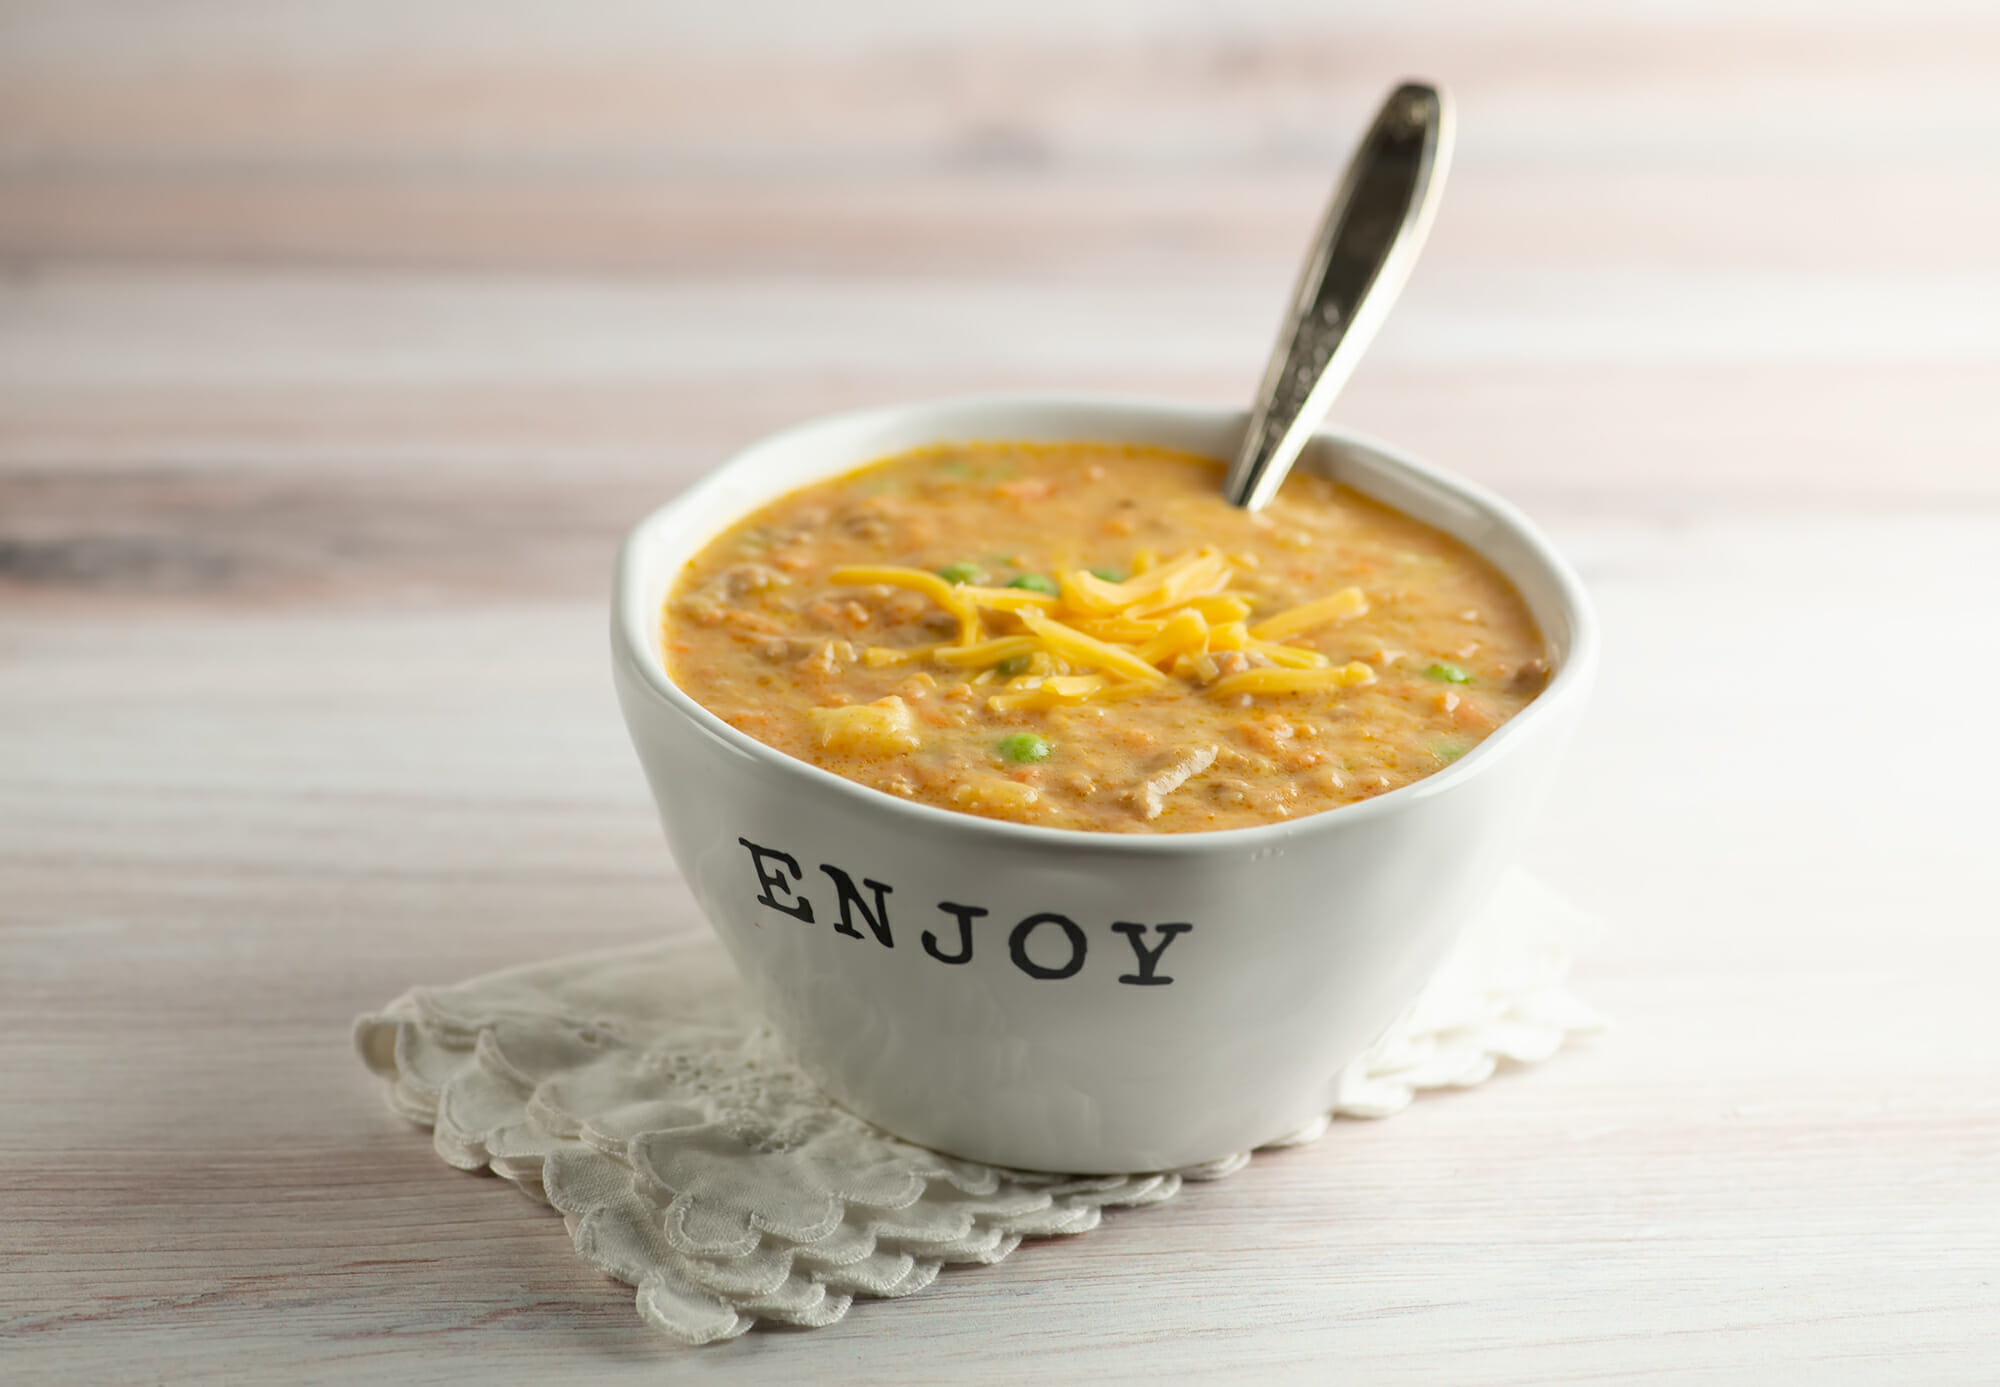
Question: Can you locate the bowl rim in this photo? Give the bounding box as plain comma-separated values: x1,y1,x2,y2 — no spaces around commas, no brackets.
614,392,1597,855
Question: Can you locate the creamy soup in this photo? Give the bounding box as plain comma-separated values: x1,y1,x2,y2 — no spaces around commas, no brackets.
663,441,1548,833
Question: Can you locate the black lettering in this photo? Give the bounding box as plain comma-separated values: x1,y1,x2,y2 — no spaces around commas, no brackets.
738,838,813,922
924,902,985,965
1111,922,1192,986
1008,912,1087,980
819,864,895,947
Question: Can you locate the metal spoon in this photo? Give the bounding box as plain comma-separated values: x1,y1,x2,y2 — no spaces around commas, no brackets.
1224,80,1454,511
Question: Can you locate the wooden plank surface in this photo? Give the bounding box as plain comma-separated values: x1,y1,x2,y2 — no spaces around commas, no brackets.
3,2,1997,1381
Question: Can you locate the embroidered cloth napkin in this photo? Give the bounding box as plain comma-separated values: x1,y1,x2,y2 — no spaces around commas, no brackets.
354,870,1601,1345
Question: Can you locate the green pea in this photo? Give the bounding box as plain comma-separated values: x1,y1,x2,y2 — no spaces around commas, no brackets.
1008,573,1059,596
1425,662,1472,684
994,655,1031,678
997,733,1052,764
1089,567,1125,583
937,561,987,586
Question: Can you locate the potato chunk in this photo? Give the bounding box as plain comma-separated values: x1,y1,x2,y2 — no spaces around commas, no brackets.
807,696,922,756
948,778,1043,819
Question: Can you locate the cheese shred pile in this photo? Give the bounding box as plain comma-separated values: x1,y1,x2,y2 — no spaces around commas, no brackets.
831,547,1375,712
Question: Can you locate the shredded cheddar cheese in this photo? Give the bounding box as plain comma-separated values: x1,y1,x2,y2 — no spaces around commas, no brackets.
860,645,934,668
931,635,1037,666
1209,663,1378,697
833,547,1373,710
829,565,982,643
1248,586,1369,641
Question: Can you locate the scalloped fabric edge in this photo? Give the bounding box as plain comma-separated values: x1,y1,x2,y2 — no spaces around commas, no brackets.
355,870,1602,1344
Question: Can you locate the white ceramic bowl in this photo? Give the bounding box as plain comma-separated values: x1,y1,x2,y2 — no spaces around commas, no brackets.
613,395,1595,1173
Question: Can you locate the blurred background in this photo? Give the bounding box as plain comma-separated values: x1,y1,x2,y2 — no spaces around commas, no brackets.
5,0,1995,604
7,0,2000,1110
7,3,2000,1030
7,3,2000,1375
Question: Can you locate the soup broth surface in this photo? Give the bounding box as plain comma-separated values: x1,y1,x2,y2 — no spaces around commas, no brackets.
665,441,1547,833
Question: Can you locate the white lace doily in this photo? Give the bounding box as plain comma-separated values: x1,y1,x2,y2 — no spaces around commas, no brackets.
354,869,1602,1345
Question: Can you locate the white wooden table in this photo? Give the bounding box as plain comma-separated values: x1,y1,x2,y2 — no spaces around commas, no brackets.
4,4,1997,1381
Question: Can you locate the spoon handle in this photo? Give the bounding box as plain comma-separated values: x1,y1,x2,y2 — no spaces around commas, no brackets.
1225,81,1454,511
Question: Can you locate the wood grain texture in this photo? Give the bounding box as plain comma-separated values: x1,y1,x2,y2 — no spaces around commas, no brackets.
2,2,1997,1382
